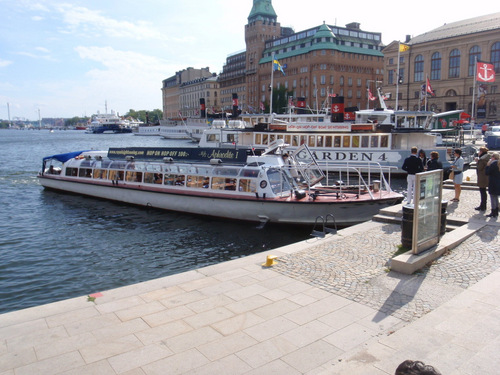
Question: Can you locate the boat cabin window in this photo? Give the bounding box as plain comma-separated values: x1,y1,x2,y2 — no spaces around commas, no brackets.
109,161,127,169
78,167,93,178
284,134,291,144
262,134,268,145
144,172,163,184
267,168,293,194
108,170,124,181
361,136,369,147
93,169,108,179
352,135,360,147
325,136,332,147
126,171,143,182
343,136,350,148
371,136,379,147
65,167,78,177
255,133,261,145
227,134,237,143
164,174,185,186
308,136,315,147
127,163,146,172
145,164,162,172
292,135,299,146
211,177,237,191
334,136,341,147
187,175,209,188
238,179,257,192
206,134,220,142
197,167,211,175
380,135,389,148
213,168,239,177
317,135,323,147
239,169,260,178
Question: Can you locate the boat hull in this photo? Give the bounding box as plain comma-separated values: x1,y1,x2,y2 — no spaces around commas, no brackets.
38,176,401,226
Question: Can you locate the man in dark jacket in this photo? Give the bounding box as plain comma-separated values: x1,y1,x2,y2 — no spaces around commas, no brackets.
402,146,424,205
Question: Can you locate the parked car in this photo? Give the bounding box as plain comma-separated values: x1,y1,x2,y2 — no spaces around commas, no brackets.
484,125,500,139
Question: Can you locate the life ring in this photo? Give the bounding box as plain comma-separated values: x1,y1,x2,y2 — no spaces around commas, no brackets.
260,180,267,189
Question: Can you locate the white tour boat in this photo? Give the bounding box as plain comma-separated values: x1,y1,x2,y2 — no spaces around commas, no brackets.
159,117,209,141
38,142,403,227
134,124,161,136
197,92,476,175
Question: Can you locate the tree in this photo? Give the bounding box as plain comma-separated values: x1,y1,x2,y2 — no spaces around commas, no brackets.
125,109,163,124
271,86,293,114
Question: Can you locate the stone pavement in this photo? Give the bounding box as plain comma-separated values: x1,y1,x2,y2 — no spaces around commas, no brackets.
1,168,500,374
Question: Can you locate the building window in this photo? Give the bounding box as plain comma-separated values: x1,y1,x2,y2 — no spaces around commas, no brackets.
320,75,326,84
431,52,441,80
348,77,353,86
414,54,424,82
340,76,344,86
388,69,394,85
468,46,481,76
448,49,461,78
492,42,500,73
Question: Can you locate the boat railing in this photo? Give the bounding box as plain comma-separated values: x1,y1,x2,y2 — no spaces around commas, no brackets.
265,161,395,200
309,160,396,199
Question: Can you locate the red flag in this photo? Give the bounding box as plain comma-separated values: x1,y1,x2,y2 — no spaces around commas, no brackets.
367,89,376,101
426,78,434,96
477,62,496,82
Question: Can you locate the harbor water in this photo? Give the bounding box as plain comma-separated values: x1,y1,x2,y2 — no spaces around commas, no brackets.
0,130,315,314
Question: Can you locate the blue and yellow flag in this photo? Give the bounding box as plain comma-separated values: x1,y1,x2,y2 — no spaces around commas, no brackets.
273,59,285,75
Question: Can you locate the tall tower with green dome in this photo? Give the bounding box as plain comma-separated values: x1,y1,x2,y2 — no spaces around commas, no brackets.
247,0,277,24
245,0,281,110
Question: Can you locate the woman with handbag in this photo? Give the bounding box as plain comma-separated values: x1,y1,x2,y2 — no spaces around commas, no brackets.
450,149,464,202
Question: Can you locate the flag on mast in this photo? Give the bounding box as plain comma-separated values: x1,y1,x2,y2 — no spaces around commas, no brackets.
367,89,376,101
476,61,496,82
273,59,285,75
426,77,434,96
399,43,410,52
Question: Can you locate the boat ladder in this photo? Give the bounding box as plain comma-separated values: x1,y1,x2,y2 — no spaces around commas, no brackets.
310,214,337,238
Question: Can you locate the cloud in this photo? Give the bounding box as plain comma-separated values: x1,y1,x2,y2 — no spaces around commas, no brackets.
55,4,168,41
0,58,13,68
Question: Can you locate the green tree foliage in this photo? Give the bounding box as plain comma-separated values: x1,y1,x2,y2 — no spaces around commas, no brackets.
125,109,163,124
271,86,293,114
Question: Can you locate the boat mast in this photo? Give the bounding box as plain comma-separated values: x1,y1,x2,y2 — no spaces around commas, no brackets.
270,52,274,116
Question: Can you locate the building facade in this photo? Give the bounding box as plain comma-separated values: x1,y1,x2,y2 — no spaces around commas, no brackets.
244,0,384,113
218,51,247,112
382,12,500,123
161,67,215,119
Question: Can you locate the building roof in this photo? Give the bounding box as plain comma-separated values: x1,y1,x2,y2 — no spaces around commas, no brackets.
409,12,500,44
248,0,277,23
259,23,383,64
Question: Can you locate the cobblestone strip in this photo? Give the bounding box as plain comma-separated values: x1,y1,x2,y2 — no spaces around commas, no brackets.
274,224,500,322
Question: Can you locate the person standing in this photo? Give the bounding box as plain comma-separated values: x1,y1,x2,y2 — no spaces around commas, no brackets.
475,147,490,211
450,148,464,202
485,152,500,218
426,151,442,171
418,150,428,171
402,146,424,205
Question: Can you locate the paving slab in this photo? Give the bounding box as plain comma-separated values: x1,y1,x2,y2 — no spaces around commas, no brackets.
1,169,499,374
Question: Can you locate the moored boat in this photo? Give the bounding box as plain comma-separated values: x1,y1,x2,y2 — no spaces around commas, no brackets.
38,142,403,226
85,111,132,134
197,93,476,175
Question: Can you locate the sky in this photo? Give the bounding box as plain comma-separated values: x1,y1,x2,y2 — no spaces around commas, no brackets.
1,0,497,121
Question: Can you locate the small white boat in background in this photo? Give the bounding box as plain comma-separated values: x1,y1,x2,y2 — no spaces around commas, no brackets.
38,142,403,227
134,124,160,136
